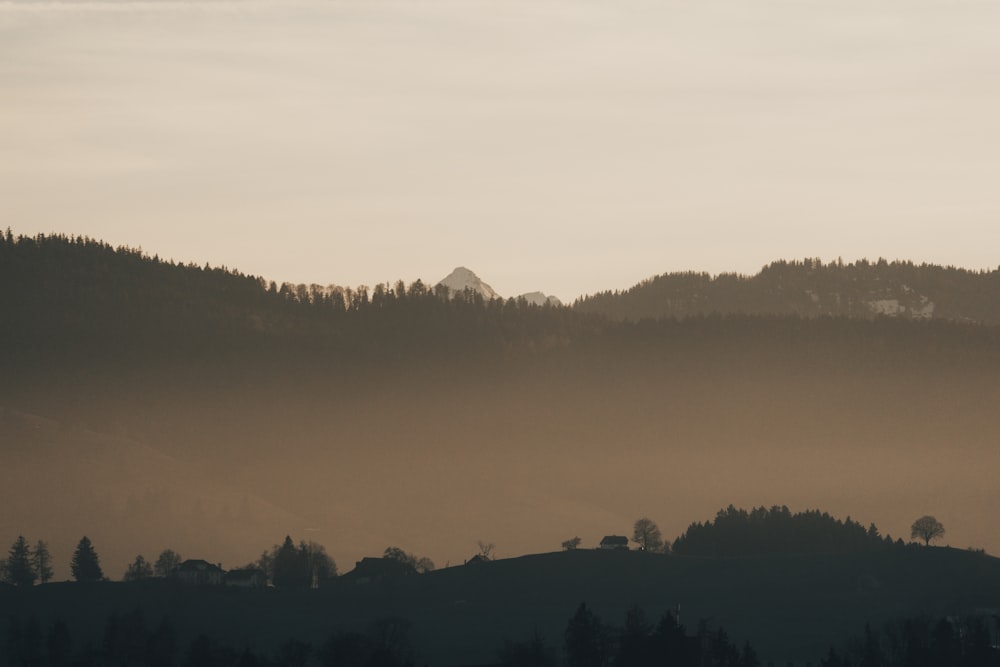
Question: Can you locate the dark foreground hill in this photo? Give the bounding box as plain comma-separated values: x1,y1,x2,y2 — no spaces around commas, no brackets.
4,548,999,666
575,258,1000,324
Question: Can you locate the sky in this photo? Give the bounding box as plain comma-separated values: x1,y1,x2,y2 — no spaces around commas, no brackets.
2,0,999,301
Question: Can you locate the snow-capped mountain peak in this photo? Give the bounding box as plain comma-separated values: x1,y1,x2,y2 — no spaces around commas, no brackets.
436,267,501,301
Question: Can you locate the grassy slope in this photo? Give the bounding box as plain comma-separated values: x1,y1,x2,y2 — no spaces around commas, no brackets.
5,548,999,666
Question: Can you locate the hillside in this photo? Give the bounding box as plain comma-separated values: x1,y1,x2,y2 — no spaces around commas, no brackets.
4,548,999,665
3,233,1000,579
574,258,1000,324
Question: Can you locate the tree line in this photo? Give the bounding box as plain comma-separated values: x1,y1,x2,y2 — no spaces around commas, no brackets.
2,535,446,588
2,601,761,667
3,509,951,587
574,257,1000,325
671,506,910,558
5,231,1000,380
819,615,999,667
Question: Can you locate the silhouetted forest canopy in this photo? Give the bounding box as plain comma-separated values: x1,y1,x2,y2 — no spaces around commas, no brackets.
671,506,901,557
574,257,1000,325
5,232,1000,380
820,614,999,667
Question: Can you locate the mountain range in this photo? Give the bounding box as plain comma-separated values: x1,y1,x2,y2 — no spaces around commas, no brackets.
574,258,1000,325
435,266,562,306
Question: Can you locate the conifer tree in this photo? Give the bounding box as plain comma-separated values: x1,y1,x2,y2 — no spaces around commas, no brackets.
70,536,103,582
6,536,37,586
33,540,53,584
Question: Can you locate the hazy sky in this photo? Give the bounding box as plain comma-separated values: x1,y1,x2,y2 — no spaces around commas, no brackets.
3,0,999,300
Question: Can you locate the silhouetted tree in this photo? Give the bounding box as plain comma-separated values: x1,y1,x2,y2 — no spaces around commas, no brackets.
910,516,945,546
562,537,582,551
154,549,182,577
70,536,103,582
632,518,664,552
564,603,609,667
123,555,153,582
477,541,496,560
616,606,656,667
383,546,433,574
5,536,36,587
32,541,52,584
301,540,338,584
273,536,311,589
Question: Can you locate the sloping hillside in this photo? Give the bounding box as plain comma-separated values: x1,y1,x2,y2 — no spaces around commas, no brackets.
4,548,999,665
575,259,1000,324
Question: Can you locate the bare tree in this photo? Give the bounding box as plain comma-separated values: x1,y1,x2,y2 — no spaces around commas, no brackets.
561,536,582,551
124,555,153,582
154,549,182,577
632,518,664,552
477,541,496,560
911,515,945,546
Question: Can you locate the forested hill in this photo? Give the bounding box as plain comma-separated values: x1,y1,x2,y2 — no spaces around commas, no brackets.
5,232,1000,382
0,232,587,369
574,258,1000,324
5,234,1000,370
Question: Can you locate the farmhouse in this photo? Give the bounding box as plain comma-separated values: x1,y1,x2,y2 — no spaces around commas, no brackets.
599,535,629,551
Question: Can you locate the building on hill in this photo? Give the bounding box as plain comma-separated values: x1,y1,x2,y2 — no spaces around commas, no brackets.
464,554,491,566
341,557,417,585
174,560,225,586
599,535,629,551
225,568,266,588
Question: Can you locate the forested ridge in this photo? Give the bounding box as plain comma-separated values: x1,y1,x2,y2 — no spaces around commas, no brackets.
575,258,1000,324
4,232,1000,376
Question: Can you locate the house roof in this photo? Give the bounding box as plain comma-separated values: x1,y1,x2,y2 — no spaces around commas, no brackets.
343,557,416,581
600,535,629,545
177,559,224,573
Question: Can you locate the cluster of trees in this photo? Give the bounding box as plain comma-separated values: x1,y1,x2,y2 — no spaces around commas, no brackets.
0,536,52,587
382,547,435,574
820,615,999,667
4,610,416,667
671,506,906,557
0,231,585,372
1,536,108,585
7,232,1000,385
574,257,1000,325
3,602,758,667
499,603,758,667
255,537,338,589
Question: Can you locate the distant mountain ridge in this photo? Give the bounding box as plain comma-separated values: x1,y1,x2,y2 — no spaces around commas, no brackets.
435,266,561,305
574,258,1000,325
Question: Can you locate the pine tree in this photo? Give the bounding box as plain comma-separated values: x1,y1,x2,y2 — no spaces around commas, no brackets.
33,540,53,584
70,536,103,582
6,536,37,587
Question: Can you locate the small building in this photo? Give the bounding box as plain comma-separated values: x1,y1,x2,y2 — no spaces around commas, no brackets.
599,535,629,551
225,568,266,588
174,559,225,586
464,554,491,566
341,557,416,585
